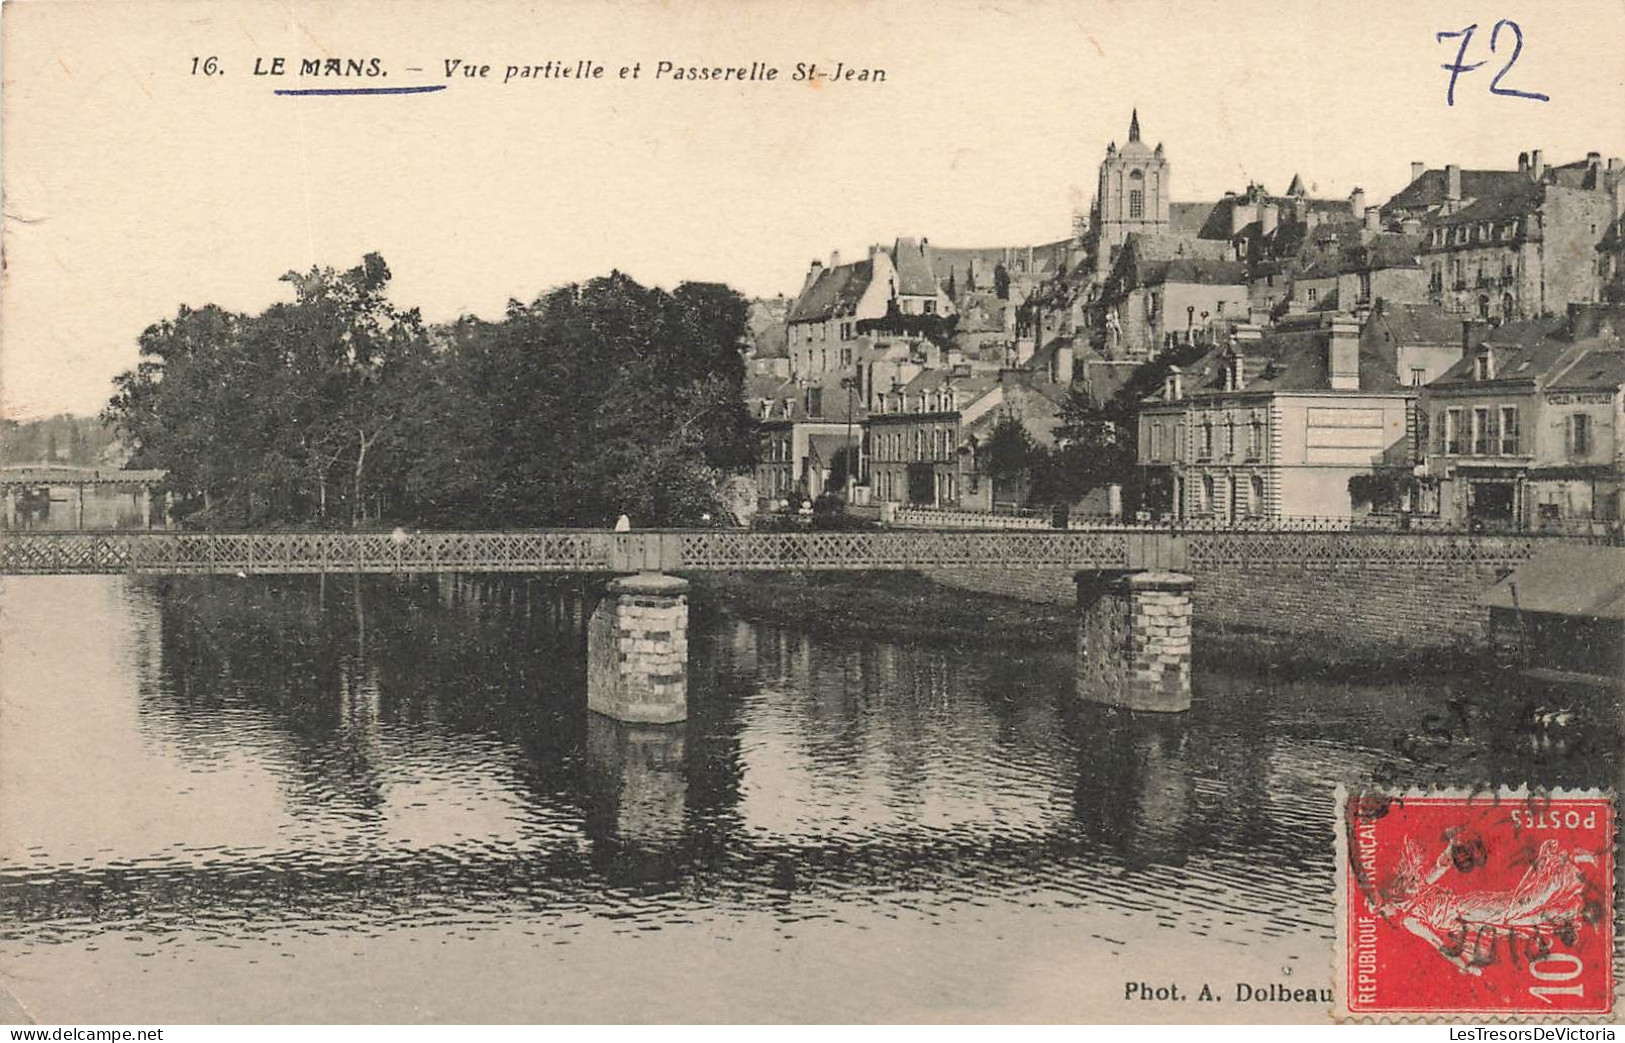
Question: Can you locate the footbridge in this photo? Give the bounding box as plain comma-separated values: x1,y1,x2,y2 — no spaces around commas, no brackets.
0,528,1194,723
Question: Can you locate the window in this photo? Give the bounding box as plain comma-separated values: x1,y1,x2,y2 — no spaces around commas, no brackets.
806,387,823,417
1498,406,1519,455
1410,367,1426,387
1174,422,1186,462
1129,189,1144,219
923,300,936,315
1225,417,1237,457
839,322,851,340
1570,414,1593,457
1444,408,1464,454
1471,407,1494,456
1216,301,1225,315
1307,287,1317,303
1201,475,1215,514
840,347,852,367
1149,424,1163,460
1475,353,1495,380
1249,475,1265,516
1199,419,1213,460
1359,272,1373,303
1248,417,1263,460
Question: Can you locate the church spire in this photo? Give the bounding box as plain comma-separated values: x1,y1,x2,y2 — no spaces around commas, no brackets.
1128,108,1141,143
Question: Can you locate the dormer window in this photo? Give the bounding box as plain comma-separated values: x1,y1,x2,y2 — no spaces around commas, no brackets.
1475,352,1496,381
1164,368,1184,401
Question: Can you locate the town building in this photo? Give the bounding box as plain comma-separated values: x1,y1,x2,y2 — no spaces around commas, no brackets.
1096,251,1249,360
1136,315,1419,522
867,370,1062,509
1390,151,1624,321
1418,304,1625,531
747,370,866,507
785,239,955,379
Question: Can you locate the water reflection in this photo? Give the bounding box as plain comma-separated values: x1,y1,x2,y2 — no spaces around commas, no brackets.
0,574,1616,1017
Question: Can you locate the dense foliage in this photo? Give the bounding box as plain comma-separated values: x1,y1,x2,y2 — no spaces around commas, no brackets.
0,414,120,467
104,256,755,529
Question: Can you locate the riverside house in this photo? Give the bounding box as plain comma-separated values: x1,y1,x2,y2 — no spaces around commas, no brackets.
868,369,1062,510
1419,304,1625,532
1136,314,1419,522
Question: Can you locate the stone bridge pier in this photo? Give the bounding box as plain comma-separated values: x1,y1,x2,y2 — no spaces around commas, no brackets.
1076,571,1195,713
587,572,691,724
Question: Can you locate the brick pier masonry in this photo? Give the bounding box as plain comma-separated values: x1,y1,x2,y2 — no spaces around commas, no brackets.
1078,572,1195,712
587,573,691,724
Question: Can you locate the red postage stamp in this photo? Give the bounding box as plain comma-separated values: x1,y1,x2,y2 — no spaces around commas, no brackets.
1336,789,1614,1018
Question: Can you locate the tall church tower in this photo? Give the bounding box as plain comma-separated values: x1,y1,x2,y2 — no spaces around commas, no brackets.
1094,109,1172,274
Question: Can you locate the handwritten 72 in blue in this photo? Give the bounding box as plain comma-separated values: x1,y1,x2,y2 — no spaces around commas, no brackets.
1437,20,1549,105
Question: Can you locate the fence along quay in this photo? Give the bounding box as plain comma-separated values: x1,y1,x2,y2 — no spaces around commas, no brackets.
1,526,1577,724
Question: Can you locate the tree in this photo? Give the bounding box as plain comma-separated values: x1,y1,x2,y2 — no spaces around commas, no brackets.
106,261,756,530
993,263,1011,300
104,256,428,527
945,269,957,302
982,415,1039,486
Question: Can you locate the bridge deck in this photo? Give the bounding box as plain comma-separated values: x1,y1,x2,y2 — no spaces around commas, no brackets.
0,529,1190,575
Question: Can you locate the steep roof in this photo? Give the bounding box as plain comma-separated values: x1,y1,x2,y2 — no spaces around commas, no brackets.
1340,232,1422,273
751,321,788,358
1176,317,1404,397
1547,340,1625,391
1366,302,1463,348
1434,180,1544,226
1168,201,1218,236
891,238,939,297
1143,258,1248,286
787,260,874,323
1431,334,1576,388
1383,169,1530,214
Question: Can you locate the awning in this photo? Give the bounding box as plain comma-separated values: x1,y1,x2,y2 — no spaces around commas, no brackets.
1482,545,1625,621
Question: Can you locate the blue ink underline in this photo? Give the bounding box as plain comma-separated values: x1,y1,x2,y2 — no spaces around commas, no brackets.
274,85,447,96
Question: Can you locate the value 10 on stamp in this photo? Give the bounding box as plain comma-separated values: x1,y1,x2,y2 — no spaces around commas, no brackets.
1337,789,1614,1018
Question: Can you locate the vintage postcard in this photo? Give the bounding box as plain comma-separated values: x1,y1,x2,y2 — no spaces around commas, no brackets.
2,0,1623,1027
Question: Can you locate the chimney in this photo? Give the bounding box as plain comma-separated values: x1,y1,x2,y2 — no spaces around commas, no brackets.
1328,315,1361,390
1445,164,1462,206
1230,200,1257,236
829,250,842,269
1609,158,1623,176
1350,187,1366,218
1531,150,1545,180
1518,151,1530,175
1411,161,1425,183
1260,203,1279,237
1460,318,1489,358
801,259,824,293
1365,206,1382,232
1052,340,1075,385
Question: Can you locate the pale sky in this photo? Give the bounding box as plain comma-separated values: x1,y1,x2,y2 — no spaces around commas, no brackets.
4,0,1623,419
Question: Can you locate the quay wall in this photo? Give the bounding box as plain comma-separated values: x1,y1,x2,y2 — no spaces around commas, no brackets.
930,532,1558,651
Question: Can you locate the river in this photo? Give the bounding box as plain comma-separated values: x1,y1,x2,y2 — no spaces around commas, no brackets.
0,574,1614,1023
